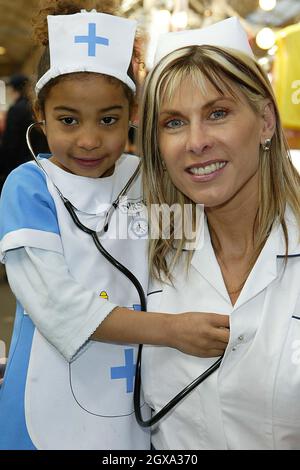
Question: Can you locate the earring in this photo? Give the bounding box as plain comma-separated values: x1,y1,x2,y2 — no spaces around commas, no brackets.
129,121,138,130
262,138,271,151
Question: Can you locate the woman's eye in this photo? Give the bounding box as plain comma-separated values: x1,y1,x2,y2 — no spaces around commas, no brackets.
60,117,77,126
210,109,227,120
165,119,184,129
101,116,117,125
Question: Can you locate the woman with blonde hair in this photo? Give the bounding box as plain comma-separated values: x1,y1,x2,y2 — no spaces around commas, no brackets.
140,18,300,449
0,1,231,450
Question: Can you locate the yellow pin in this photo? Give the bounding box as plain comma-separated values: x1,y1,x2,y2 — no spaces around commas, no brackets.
99,290,108,300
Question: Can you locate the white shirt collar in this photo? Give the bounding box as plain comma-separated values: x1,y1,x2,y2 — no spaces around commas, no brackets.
189,208,300,307
37,155,130,214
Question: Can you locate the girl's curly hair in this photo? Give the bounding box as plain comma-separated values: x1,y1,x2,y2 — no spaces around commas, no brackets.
33,0,119,45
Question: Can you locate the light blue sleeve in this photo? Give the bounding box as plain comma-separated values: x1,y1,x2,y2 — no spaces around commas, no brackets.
5,247,117,361
0,163,62,260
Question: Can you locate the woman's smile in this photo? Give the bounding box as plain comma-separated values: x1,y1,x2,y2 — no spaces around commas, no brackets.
186,160,227,182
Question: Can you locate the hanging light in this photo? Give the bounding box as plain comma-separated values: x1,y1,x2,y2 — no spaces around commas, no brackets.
259,0,277,11
146,9,171,69
171,10,188,30
256,27,276,50
171,0,188,31
152,9,171,28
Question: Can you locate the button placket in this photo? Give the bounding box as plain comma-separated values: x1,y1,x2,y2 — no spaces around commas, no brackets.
231,334,245,351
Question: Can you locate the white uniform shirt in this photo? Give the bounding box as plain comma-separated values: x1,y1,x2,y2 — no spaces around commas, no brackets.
142,209,300,450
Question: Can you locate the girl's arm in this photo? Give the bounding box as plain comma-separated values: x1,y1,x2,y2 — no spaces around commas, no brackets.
92,308,229,358
6,247,229,361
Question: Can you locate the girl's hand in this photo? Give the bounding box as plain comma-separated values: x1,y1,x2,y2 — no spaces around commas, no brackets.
170,312,230,357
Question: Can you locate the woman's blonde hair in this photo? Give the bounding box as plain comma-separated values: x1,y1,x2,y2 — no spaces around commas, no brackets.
140,45,300,280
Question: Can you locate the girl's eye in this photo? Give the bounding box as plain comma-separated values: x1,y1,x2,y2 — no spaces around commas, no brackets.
165,119,184,129
210,109,227,120
60,117,77,126
101,116,117,125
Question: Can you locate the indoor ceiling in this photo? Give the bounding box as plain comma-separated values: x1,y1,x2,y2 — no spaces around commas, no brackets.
0,0,41,77
0,0,299,78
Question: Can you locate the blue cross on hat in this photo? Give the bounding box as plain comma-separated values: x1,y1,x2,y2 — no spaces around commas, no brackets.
35,10,136,95
74,22,109,56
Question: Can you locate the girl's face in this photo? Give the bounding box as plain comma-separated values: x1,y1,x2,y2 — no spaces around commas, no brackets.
41,74,131,178
158,76,273,210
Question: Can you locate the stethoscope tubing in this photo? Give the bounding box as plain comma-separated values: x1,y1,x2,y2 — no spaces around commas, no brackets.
134,351,223,427
26,121,223,428
63,199,147,311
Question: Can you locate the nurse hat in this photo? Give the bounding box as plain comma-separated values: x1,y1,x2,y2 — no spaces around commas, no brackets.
154,17,254,66
35,10,137,95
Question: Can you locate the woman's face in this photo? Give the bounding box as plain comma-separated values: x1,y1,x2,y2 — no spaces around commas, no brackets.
158,76,270,209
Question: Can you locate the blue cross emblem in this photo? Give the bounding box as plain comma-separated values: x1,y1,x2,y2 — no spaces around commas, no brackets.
111,348,136,393
74,23,109,57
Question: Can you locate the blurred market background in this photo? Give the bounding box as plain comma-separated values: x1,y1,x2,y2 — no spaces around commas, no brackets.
0,0,300,356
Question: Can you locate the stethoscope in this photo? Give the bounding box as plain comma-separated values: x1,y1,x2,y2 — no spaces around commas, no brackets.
26,121,223,428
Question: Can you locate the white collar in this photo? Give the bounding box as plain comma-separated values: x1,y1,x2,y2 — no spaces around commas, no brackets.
276,206,300,257
189,208,300,307
37,155,128,214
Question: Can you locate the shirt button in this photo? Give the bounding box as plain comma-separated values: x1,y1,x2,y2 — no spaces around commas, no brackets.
232,346,237,351
238,335,244,341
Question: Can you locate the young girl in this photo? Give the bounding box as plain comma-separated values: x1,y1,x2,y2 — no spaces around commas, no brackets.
0,1,229,450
